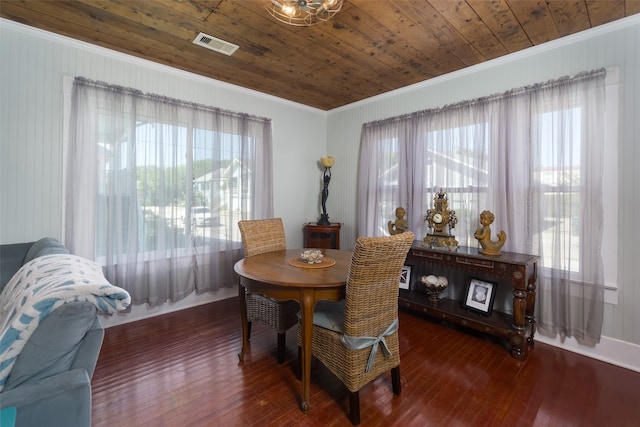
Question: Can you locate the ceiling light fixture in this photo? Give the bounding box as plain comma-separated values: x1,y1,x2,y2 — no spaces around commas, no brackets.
266,0,343,26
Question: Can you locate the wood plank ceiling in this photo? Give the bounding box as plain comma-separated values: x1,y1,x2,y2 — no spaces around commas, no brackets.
2,1,639,110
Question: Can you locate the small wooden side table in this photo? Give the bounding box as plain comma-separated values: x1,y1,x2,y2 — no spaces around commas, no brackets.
303,223,341,250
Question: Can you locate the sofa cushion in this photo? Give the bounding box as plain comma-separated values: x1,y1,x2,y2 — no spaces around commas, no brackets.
22,237,69,265
3,303,97,391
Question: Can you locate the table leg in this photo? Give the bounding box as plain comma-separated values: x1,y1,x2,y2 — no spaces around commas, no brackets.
238,279,249,361
299,290,315,413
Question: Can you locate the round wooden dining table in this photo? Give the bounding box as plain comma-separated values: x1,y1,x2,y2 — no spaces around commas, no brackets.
234,248,352,413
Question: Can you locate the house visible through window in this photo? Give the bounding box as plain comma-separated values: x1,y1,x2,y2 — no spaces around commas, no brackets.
64,77,273,305
95,119,254,257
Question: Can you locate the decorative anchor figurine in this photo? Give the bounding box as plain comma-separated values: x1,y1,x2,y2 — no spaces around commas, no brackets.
318,156,334,225
474,210,507,256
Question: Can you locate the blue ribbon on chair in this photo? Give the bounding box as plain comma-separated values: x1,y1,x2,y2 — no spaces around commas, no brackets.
340,318,399,373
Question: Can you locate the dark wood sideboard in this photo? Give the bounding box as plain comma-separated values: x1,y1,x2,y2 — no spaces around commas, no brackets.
303,223,341,250
400,241,538,360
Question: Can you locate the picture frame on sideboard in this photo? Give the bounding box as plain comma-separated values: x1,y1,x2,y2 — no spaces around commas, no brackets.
463,278,497,315
399,265,411,290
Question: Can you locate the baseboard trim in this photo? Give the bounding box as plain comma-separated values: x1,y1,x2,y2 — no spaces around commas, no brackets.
100,287,237,328
535,333,640,373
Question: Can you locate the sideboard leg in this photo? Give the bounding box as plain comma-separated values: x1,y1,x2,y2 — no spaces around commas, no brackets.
525,264,538,346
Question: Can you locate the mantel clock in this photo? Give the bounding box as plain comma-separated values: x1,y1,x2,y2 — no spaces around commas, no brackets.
424,188,458,250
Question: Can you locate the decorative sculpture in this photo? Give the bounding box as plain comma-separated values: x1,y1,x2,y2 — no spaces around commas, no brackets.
424,188,458,250
388,207,409,235
318,156,334,225
474,210,507,256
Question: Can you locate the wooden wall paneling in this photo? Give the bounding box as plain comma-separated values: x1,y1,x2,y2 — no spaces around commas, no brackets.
397,1,488,68
430,0,510,61
544,1,592,37
506,0,561,45
332,4,453,99
627,0,640,14
2,0,638,110
587,0,627,26
467,0,533,53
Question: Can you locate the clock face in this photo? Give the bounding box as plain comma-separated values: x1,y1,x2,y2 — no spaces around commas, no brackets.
424,189,458,247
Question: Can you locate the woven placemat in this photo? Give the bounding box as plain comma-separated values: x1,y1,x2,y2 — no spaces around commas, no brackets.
288,257,336,269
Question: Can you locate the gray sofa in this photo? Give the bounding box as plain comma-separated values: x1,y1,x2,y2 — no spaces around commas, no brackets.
0,238,104,427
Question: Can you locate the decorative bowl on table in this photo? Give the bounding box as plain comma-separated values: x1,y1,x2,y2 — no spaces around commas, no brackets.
300,249,324,264
420,275,448,302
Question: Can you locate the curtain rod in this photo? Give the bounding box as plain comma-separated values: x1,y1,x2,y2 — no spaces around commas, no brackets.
363,68,606,128
73,76,271,124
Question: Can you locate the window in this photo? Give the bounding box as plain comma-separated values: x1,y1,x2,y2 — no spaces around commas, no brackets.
63,77,273,305
358,68,612,344
530,107,583,274
95,118,255,257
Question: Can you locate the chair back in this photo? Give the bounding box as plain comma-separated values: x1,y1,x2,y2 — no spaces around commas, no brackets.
238,218,286,257
344,232,414,338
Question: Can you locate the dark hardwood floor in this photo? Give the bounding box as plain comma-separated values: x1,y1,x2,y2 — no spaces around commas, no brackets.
92,297,640,426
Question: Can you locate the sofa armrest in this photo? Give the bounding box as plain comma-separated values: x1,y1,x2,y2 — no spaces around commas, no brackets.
0,369,92,427
70,316,105,378
4,303,100,390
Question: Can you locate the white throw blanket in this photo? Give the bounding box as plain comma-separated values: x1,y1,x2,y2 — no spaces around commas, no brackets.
0,254,131,391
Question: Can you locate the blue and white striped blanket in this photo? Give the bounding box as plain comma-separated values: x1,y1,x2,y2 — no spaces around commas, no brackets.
0,254,131,391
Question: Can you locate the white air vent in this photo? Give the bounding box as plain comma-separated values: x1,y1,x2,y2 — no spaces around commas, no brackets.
192,32,239,56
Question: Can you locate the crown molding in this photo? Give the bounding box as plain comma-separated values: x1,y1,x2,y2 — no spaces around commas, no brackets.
332,14,640,113
0,18,326,115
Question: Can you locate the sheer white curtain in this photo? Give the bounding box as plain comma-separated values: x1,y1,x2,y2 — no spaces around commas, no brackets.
358,69,607,344
65,77,273,306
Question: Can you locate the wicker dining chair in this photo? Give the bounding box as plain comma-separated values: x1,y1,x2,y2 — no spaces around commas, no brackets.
238,218,299,364
299,231,414,425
